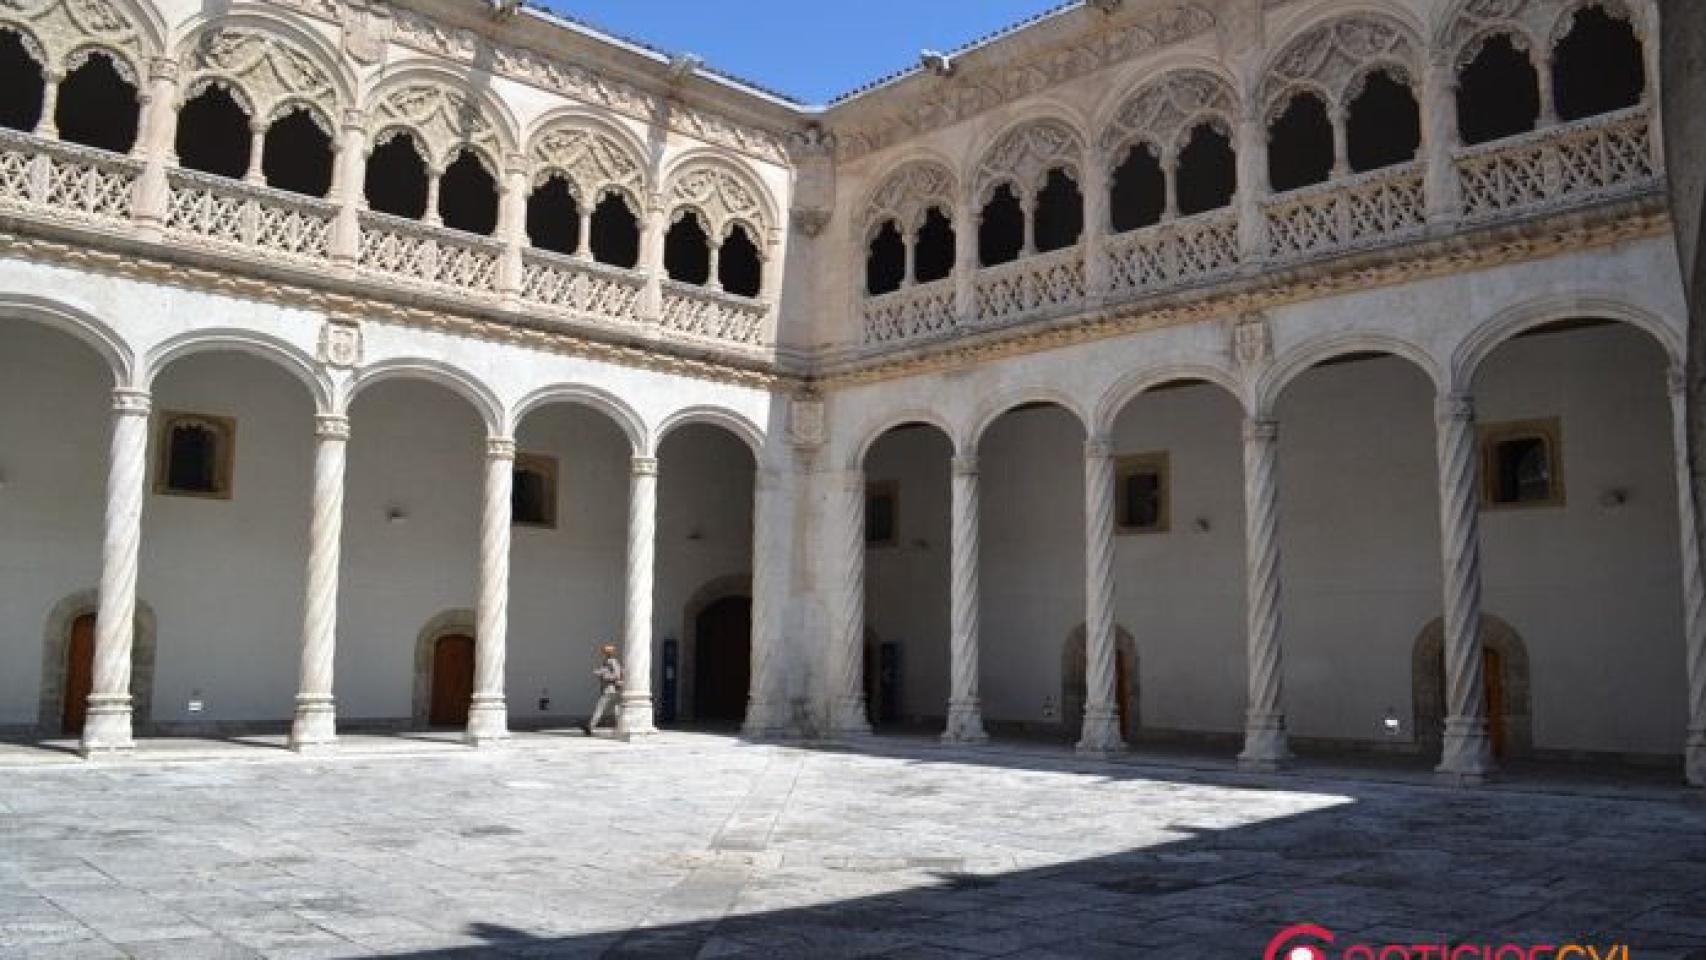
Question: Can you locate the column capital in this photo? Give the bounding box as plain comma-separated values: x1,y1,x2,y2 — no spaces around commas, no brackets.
1242,417,1278,442
112,388,151,416
951,454,979,477
1669,364,1687,398
485,436,517,461
339,107,367,132
314,413,351,440
1085,436,1115,460
1434,392,1475,423
146,56,179,83
631,455,659,477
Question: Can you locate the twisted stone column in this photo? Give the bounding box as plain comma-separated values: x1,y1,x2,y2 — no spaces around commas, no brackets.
81,388,150,757
466,435,513,746
1078,438,1124,754
1238,417,1291,770
829,470,873,737
743,468,791,738
290,414,348,753
1434,394,1495,782
618,455,659,736
943,455,988,744
1668,371,1706,786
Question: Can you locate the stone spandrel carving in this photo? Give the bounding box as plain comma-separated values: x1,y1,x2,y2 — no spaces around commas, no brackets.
317,317,363,369
188,28,339,128
833,3,1215,162
530,127,645,204
1100,69,1237,160
670,164,769,236
976,119,1082,200
0,0,142,73
1231,312,1272,370
1261,14,1418,112
866,160,955,233
372,83,502,170
340,1,389,65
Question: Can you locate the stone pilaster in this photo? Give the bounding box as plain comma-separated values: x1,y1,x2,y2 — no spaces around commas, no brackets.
130,57,180,238
743,468,792,738
496,153,528,302
943,455,988,744
953,194,978,325
1235,109,1269,261
1238,417,1290,770
618,455,659,736
1667,370,1706,786
81,388,151,757
1433,394,1495,783
329,109,366,266
828,469,873,737
466,435,513,746
1422,54,1463,225
1078,438,1124,754
291,414,348,753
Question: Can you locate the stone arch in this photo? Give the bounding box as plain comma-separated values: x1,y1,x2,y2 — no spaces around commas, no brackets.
1099,67,1240,171
862,156,958,238
653,405,765,459
509,383,646,453
523,111,648,207
662,152,775,244
1450,295,1682,391
973,114,1086,206
411,608,475,727
363,64,519,172
1258,332,1443,415
679,573,752,723
1435,0,1549,71
968,388,1091,452
1411,613,1532,758
144,328,334,414
847,409,961,471
0,294,134,385
1092,364,1248,438
345,358,504,434
37,589,157,735
1259,8,1423,117
173,13,351,129
1061,622,1138,740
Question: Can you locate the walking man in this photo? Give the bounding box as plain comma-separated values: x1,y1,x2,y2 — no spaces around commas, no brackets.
585,643,623,735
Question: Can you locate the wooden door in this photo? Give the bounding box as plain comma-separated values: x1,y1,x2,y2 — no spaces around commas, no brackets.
693,597,751,726
1115,651,1133,742
1484,647,1506,759
62,614,96,735
429,634,475,727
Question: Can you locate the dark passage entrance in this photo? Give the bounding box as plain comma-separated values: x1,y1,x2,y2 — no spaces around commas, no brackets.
693,596,751,726
429,633,474,727
62,613,95,735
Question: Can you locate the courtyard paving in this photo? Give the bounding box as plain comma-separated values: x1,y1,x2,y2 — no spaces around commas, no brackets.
2,733,1704,959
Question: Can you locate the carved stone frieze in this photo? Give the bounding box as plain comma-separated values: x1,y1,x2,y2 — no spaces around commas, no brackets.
865,160,956,234
1261,14,1418,113
0,0,143,75
669,163,769,237
339,1,388,65
976,119,1082,201
530,126,645,206
371,82,502,170
185,28,339,128
1100,68,1237,162
832,3,1215,162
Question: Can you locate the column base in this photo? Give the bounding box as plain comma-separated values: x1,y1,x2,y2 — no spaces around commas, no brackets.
79,696,135,757
616,693,657,738
1075,705,1125,756
828,696,872,738
941,699,988,745
464,695,509,747
1688,729,1706,788
1435,715,1496,784
289,696,338,753
740,699,793,740
1237,711,1291,772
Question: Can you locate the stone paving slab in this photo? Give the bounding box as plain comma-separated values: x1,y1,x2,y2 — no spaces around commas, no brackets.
1,733,1704,959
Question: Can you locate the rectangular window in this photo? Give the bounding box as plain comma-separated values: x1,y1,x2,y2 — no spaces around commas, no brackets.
154,411,236,499
512,452,558,528
1116,451,1170,534
866,481,898,547
1480,418,1564,509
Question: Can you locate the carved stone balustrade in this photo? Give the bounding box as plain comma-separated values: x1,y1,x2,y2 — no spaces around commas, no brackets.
356,210,502,295
972,244,1087,328
0,129,138,226
862,276,958,345
519,248,645,328
1262,161,1427,264
659,279,768,346
1455,105,1658,224
165,169,334,263
1103,208,1240,299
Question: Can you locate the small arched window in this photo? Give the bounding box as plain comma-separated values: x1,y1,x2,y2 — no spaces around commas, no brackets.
155,412,235,499
1268,91,1334,192
978,183,1024,266
526,175,580,255
1456,34,1539,145
439,150,498,235
262,107,333,197
1033,168,1083,253
1110,142,1164,233
590,192,641,269
1552,4,1645,121
866,219,904,295
914,207,955,284
176,84,252,179
365,134,429,219
664,211,711,285
0,30,44,132
511,453,557,528
1346,71,1420,172
56,51,137,153
719,223,763,298
1175,123,1236,215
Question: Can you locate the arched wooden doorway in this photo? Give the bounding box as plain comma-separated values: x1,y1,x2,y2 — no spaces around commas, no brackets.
428,633,475,727
61,614,96,735
1062,623,1139,741
693,596,751,726
1412,614,1532,760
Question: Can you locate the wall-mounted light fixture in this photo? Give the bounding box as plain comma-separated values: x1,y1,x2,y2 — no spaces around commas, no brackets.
1598,487,1630,509
1192,517,1211,533
1381,707,1401,737
386,506,408,524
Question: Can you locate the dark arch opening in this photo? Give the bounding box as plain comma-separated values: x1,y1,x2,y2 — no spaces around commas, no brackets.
664,213,711,285
1553,5,1645,121
1268,92,1334,192
590,193,640,269
364,135,428,219
1110,142,1164,233
56,53,137,153
719,223,762,298
1347,70,1421,172
915,207,955,283
1457,34,1540,145
438,150,497,235
526,175,579,255
1176,123,1236,215
175,85,252,179
1033,167,1083,253
0,31,44,132
866,219,904,295
262,108,333,197
978,183,1024,266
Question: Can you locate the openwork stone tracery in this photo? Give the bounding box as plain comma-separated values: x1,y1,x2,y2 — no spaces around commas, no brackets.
1261,14,1420,117
182,27,339,131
